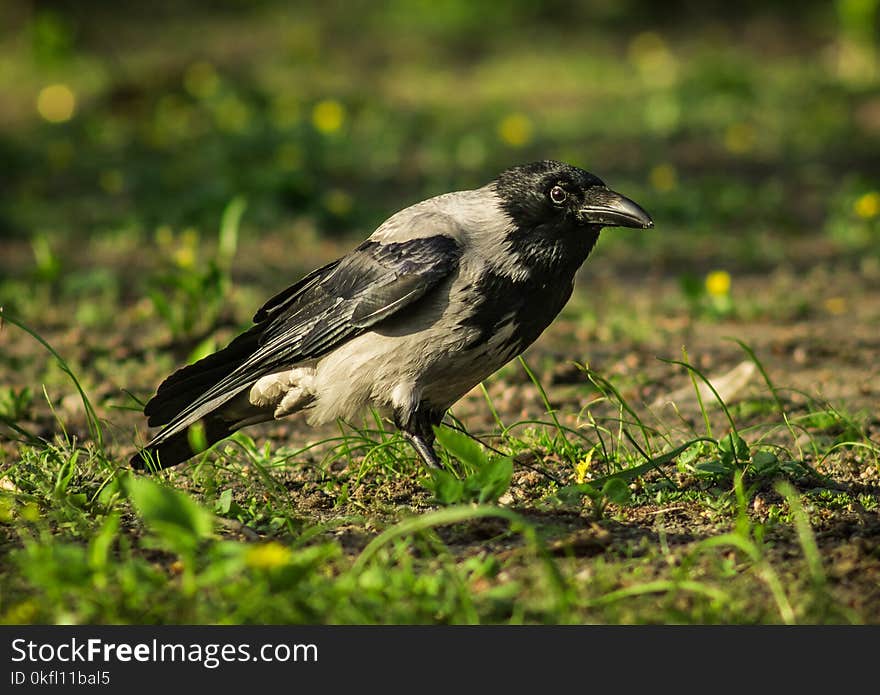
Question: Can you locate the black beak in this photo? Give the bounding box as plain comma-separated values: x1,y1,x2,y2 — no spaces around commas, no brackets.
578,188,654,229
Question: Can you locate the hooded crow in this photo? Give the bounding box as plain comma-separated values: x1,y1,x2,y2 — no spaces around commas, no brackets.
131,160,652,471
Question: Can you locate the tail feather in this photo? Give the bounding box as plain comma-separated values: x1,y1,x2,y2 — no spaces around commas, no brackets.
133,327,268,471
130,415,234,470
144,327,260,427
143,365,244,428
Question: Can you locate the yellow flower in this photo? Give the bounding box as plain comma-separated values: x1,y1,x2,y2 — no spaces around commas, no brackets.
575,447,596,485
37,84,76,123
498,113,533,147
854,191,880,219
172,228,199,269
246,542,292,569
705,270,731,297
649,163,677,192
312,99,345,134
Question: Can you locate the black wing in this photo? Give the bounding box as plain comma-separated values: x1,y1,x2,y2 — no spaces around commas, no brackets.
141,233,462,443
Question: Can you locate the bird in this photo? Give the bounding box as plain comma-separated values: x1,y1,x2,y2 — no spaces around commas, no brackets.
131,160,652,471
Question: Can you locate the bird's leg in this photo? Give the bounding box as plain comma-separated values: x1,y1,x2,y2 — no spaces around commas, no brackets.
395,405,444,469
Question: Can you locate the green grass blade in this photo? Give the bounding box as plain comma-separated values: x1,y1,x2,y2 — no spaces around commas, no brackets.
1,311,104,449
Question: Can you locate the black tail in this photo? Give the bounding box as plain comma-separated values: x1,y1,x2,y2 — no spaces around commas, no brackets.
132,327,263,471
130,415,234,470
143,327,260,427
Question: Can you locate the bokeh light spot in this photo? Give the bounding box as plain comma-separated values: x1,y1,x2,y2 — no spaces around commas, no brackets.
312,99,345,134
37,84,76,123
854,191,880,219
628,32,678,87
498,113,533,147
649,163,678,192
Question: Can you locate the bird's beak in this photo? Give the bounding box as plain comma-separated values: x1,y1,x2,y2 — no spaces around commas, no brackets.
578,188,654,229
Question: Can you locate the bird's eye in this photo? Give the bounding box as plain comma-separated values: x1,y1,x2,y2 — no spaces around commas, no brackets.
549,185,567,205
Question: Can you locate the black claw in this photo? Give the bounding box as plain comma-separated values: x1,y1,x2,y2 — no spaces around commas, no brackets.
395,404,444,470
403,431,443,469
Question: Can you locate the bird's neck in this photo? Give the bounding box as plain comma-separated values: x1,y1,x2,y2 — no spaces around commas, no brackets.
509,222,601,276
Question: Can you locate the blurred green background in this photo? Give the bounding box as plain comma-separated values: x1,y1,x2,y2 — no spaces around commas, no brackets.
3,1,880,630
1,0,879,292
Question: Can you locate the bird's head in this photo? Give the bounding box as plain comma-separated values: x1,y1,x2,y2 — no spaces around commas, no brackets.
493,160,653,234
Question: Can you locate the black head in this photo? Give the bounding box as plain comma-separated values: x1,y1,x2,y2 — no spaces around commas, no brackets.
493,160,653,232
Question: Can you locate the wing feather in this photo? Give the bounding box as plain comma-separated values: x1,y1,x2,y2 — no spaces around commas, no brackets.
140,232,462,447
